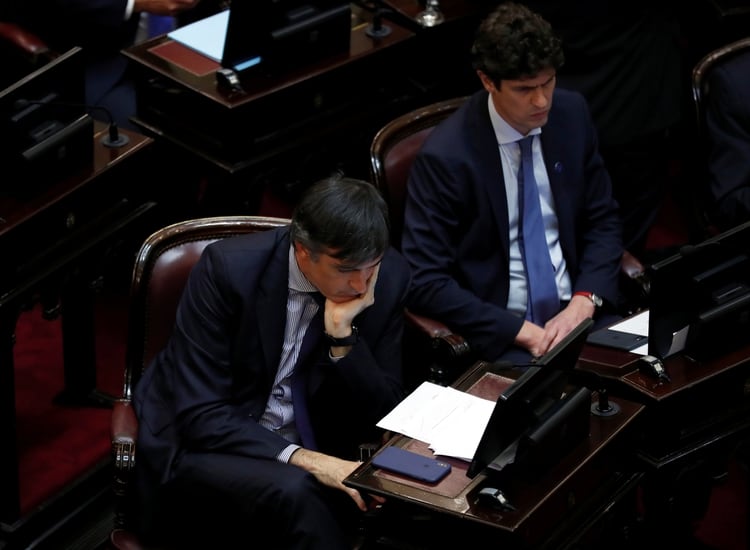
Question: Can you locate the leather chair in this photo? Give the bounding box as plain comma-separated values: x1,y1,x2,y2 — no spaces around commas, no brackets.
110,215,290,550
370,97,475,386
0,21,56,88
370,96,650,358
691,36,750,234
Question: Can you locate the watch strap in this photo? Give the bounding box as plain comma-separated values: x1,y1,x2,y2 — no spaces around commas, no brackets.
325,325,358,346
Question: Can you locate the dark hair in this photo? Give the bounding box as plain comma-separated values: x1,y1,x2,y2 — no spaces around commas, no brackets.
470,2,564,85
289,176,390,265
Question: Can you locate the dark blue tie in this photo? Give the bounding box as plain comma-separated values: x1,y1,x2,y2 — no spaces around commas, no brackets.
291,292,324,450
517,136,559,325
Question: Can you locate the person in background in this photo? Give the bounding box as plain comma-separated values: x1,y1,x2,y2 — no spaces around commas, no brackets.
705,48,750,230
132,176,412,548
401,2,622,364
0,0,205,129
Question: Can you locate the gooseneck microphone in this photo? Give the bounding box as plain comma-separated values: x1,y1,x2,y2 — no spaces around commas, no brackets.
12,95,130,148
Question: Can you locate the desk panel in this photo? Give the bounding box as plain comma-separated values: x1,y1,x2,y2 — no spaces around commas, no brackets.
346,361,644,547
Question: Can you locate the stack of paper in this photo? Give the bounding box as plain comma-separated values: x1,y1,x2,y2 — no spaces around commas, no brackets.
376,381,496,461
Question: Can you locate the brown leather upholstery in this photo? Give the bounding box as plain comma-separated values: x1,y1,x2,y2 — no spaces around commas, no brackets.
370,97,474,384
110,215,290,549
0,21,56,88
690,36,750,235
692,37,750,131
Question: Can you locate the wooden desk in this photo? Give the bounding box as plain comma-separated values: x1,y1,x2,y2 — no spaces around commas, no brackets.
346,361,645,548
0,123,155,529
122,16,416,173
121,7,483,216
578,340,750,540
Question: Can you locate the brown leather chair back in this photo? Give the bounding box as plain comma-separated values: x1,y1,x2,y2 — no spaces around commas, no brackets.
692,36,750,133
368,98,474,385
124,215,290,397
689,36,750,235
370,96,468,248
111,215,289,548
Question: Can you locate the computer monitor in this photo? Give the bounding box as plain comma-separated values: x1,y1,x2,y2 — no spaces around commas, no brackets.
0,47,91,194
467,318,594,480
221,1,351,75
647,220,750,360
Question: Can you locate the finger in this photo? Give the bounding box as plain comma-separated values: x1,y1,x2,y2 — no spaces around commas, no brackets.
347,487,368,512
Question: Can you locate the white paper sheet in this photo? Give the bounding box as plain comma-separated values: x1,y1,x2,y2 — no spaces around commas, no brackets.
376,381,496,461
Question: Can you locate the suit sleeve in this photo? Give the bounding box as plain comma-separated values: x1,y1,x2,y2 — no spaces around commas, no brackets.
402,137,525,361
161,246,294,460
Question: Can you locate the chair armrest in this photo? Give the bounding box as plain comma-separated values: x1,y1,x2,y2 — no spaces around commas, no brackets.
403,308,474,386
112,399,138,473
618,250,651,316
621,250,651,295
0,22,50,58
404,308,472,359
621,250,644,280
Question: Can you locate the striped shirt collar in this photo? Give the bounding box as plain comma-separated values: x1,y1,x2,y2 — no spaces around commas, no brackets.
288,244,318,293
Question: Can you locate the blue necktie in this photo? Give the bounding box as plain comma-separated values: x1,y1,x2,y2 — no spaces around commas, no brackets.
517,136,559,325
291,292,324,450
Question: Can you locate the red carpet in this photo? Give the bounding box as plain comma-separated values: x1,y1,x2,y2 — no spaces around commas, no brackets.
14,293,125,516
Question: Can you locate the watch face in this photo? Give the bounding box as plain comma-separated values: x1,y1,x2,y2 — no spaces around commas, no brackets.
591,293,603,307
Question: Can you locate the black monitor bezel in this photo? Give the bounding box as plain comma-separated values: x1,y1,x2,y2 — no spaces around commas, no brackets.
647,220,750,360
466,317,594,479
221,1,351,74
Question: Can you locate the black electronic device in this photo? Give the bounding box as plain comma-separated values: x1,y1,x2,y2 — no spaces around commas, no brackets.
586,327,647,351
372,446,452,483
0,47,92,194
221,1,351,77
647,220,750,361
467,318,594,481
637,354,671,383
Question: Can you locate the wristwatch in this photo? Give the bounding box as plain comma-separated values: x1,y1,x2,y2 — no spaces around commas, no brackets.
325,325,359,346
573,291,603,308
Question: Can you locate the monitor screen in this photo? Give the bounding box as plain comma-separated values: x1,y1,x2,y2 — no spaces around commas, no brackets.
467,318,594,480
222,1,351,74
648,220,750,360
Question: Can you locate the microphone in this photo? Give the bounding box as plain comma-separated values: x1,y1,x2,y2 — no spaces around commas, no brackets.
12,95,130,148
366,7,394,38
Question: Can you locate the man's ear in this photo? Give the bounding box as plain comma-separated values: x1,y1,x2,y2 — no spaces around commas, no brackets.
477,70,499,93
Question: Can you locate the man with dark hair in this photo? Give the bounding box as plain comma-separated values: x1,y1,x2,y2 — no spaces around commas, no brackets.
133,176,412,548
402,2,622,363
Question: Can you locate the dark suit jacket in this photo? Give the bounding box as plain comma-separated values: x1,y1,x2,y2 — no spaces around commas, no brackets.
706,49,750,229
402,89,622,360
134,227,411,497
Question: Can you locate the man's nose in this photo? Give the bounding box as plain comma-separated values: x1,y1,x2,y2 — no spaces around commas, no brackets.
349,271,368,293
531,88,548,107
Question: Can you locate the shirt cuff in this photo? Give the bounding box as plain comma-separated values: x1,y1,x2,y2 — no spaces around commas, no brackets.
125,0,135,20
278,444,301,464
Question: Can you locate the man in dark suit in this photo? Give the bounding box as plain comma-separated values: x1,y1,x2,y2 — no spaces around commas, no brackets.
402,2,622,363
706,48,750,229
0,0,201,129
132,177,412,548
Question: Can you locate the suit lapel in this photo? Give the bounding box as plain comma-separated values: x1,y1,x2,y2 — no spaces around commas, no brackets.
256,234,292,372
471,93,510,258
